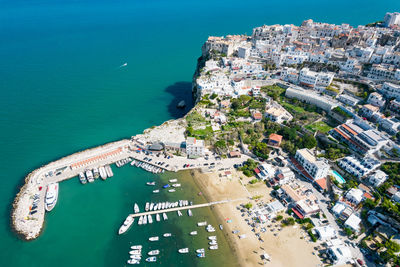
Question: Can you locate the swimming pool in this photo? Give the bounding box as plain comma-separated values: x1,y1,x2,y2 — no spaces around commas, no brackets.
331,170,346,184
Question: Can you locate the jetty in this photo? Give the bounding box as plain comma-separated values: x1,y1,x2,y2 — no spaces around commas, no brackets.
130,199,245,218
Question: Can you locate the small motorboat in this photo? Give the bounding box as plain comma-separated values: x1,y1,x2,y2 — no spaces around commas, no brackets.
190,231,198,236
163,233,172,237
148,250,160,256
146,256,157,262
196,248,205,253
162,184,170,189
131,245,142,250
209,245,218,250
178,248,189,254
149,236,159,242
197,252,205,258
146,182,156,186
152,189,160,193
127,259,140,265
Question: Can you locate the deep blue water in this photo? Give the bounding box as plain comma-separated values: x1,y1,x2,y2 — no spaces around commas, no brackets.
0,0,399,266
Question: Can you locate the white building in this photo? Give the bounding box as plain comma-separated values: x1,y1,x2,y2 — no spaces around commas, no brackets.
337,94,359,107
185,137,205,158
345,188,364,205
338,156,380,178
294,148,330,181
380,117,400,135
299,68,334,88
384,12,400,27
327,246,352,265
381,82,400,101
344,213,362,232
369,170,388,187
285,87,338,111
264,106,293,123
313,226,337,241
367,92,386,108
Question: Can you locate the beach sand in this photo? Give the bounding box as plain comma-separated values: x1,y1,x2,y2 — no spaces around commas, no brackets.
191,169,322,267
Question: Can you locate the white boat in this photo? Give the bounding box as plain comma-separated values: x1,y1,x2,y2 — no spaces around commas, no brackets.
143,215,147,225
196,248,205,253
78,172,87,184
148,215,153,224
134,203,140,213
105,165,113,177
127,259,140,265
85,170,94,183
209,245,218,250
169,179,178,183
118,215,134,234
190,231,197,236
99,166,107,180
148,250,160,256
146,256,157,262
149,236,159,241
197,221,207,227
163,233,171,237
206,225,215,232
178,248,189,254
45,183,59,212
172,183,181,188
168,189,176,193
138,216,143,225
153,203,158,211
197,252,205,258
131,245,142,250
188,209,193,216
146,182,155,186
130,255,141,260
145,202,150,211
219,224,223,230
208,236,217,240
177,210,182,216
152,189,159,194
149,203,154,211
239,234,247,239
156,214,160,222
93,168,99,179
209,240,218,245
129,250,141,255
130,160,136,166
162,213,168,220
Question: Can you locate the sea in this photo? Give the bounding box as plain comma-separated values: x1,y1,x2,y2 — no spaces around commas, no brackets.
0,0,399,266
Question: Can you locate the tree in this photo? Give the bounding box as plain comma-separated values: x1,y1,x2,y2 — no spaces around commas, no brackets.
276,215,283,221
244,203,253,209
214,140,226,149
253,142,270,159
302,134,317,149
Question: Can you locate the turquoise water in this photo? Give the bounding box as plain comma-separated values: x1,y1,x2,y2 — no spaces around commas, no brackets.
1,0,399,266
331,170,346,184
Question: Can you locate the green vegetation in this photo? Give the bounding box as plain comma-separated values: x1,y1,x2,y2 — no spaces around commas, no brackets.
344,227,354,237
325,85,340,94
365,21,382,27
186,111,206,126
282,102,306,114
308,230,317,242
306,121,332,134
332,106,352,118
381,162,400,185
252,142,270,159
282,217,295,226
244,203,253,209
276,215,283,221
249,179,258,184
239,159,258,177
261,84,285,100
186,126,213,140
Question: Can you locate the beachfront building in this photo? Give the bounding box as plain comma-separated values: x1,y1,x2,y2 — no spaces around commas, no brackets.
255,163,275,181
338,156,380,178
299,68,334,89
327,246,352,265
270,167,294,186
369,170,388,187
280,183,320,218
293,148,330,181
384,12,400,27
185,137,205,158
313,226,337,241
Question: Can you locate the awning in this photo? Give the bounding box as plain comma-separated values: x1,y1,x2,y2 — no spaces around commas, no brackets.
291,207,304,219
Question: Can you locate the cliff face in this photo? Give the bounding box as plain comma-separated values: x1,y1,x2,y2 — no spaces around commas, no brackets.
191,55,207,104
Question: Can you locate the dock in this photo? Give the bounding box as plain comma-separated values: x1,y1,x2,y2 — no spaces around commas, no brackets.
129,198,245,218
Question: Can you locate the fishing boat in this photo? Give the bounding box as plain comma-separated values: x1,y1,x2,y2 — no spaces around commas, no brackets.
134,203,140,213
162,213,168,220
45,183,59,211
190,231,197,236
127,259,140,265
197,221,207,226
162,184,170,189
138,216,143,225
148,250,160,256
131,245,142,250
152,189,159,194
169,179,178,183
163,233,172,237
145,202,150,211
197,252,205,258
149,236,159,241
177,210,182,216
188,209,193,216
178,248,189,254
156,214,160,222
196,248,205,253
168,189,176,193
148,214,153,224
118,215,134,234
209,245,218,250
78,172,87,184
172,183,181,188
146,182,156,186
146,257,157,262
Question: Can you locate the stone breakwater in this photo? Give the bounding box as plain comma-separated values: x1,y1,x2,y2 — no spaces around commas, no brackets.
11,139,130,240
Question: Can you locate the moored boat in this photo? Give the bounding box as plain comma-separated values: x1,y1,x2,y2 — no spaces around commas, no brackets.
168,189,175,193
172,183,181,188
99,166,107,180
178,248,189,254
127,259,140,265
209,245,218,250
148,214,153,224
146,257,157,262
188,209,193,216
45,183,59,212
162,184,170,189
162,213,168,220
146,182,156,186
190,231,197,236
196,248,205,253
93,167,100,179
169,179,178,183
152,189,159,194
131,245,142,250
156,214,160,222
118,215,134,234
197,221,207,226
163,233,171,237
197,252,205,258
78,172,86,184
138,216,143,225
148,250,160,256
134,203,140,213
149,236,159,241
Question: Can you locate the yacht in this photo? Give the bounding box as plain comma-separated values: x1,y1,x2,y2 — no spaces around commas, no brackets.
118,215,134,234
190,231,197,236
197,221,207,227
129,255,141,260
188,209,193,216
178,248,189,254
149,236,159,242
78,172,86,184
162,213,168,220
134,203,140,213
129,250,141,255
156,214,160,222
131,245,142,250
145,257,157,262
169,179,178,183
163,233,171,237
148,250,160,256
45,183,59,211
209,240,218,245
145,202,150,211
143,215,147,225
149,203,154,211
153,203,159,211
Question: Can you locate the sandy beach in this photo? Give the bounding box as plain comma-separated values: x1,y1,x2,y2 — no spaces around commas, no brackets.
191,169,322,267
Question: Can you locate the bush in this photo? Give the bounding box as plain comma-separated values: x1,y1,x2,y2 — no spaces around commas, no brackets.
308,230,317,242
249,179,258,184
276,215,283,221
282,217,295,226
244,203,253,209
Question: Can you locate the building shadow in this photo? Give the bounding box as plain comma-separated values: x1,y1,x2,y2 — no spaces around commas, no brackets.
164,81,194,119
